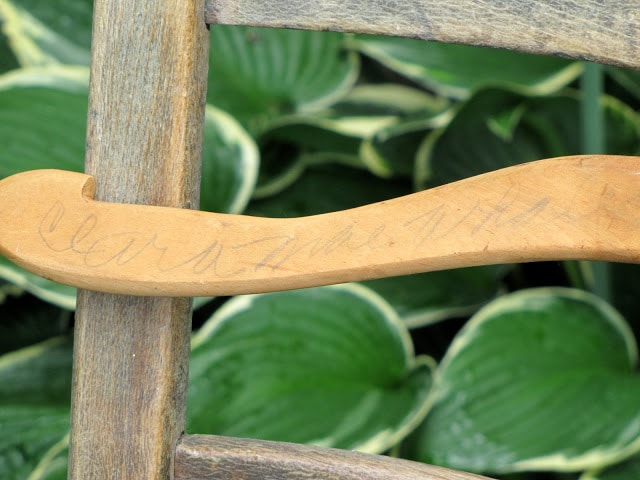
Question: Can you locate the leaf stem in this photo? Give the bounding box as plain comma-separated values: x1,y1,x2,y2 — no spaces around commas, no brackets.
581,62,610,302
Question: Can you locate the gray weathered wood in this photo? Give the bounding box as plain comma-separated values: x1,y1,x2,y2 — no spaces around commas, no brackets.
68,0,209,478
205,0,640,69
175,435,494,480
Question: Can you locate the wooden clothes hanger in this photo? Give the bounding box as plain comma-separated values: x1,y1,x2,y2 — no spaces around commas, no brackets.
1,0,638,479
2,155,640,297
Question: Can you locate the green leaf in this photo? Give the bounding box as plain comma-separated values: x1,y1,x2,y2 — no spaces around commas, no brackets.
0,337,72,480
0,27,19,73
332,83,449,117
610,263,640,340
267,114,395,159
520,92,640,159
252,142,307,199
0,292,71,354
207,26,359,133
406,288,640,473
22,436,68,480
263,86,449,181
0,66,88,178
201,105,259,214
188,284,435,453
246,163,413,218
256,84,444,194
0,0,92,66
416,89,540,188
351,36,582,99
606,66,640,102
0,256,76,310
416,89,640,188
0,336,72,406
259,113,396,189
362,266,508,328
600,95,640,155
360,111,452,179
582,453,640,480
0,279,21,303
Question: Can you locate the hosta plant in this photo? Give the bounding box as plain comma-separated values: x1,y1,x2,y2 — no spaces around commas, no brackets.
1,2,640,479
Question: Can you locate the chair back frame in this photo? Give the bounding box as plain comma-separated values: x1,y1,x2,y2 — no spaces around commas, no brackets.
10,1,636,479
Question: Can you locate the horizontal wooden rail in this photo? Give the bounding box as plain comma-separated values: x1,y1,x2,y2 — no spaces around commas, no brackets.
175,434,493,480
204,0,640,69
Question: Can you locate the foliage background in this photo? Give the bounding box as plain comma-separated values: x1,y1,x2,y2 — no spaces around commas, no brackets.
1,1,640,479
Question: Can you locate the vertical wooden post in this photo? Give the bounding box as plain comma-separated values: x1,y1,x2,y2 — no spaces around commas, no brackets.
68,1,209,478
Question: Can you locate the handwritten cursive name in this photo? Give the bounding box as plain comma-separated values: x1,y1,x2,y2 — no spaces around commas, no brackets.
37,202,388,278
36,185,552,280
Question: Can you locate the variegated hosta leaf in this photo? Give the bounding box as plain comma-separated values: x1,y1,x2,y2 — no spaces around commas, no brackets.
406,288,640,474
0,0,92,66
207,25,359,134
0,337,72,480
350,35,581,99
188,284,435,453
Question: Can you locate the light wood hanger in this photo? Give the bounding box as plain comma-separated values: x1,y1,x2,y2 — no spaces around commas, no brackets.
1,154,640,297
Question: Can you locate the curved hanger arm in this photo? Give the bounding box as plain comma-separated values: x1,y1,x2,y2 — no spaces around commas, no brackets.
175,434,493,480
1,155,639,296
204,0,640,69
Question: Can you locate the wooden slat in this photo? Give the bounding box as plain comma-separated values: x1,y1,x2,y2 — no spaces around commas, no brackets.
67,0,209,478
175,435,494,480
204,0,640,69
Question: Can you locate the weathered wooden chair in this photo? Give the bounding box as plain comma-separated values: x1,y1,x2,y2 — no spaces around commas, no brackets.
0,0,638,478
